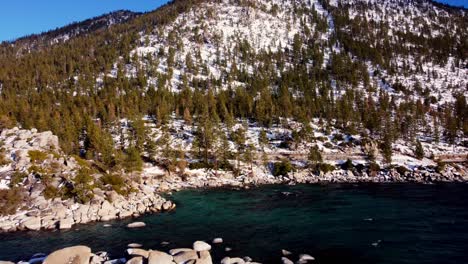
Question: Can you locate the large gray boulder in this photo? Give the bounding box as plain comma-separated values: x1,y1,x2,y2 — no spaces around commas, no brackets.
169,248,193,256
126,248,149,258
173,250,198,264
43,245,91,264
125,257,143,264
22,217,41,231
127,222,146,228
59,218,74,230
197,251,213,264
229,258,245,264
193,241,211,251
148,250,173,264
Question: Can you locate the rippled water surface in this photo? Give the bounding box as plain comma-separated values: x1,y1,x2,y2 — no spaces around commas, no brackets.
1,183,468,263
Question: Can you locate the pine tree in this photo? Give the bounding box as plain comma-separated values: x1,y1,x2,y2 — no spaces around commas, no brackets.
414,139,424,160
381,134,393,165
124,146,143,172
307,145,323,166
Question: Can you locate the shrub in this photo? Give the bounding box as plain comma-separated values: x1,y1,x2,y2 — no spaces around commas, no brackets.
396,166,409,175
0,150,9,166
189,161,213,170
414,140,424,160
333,133,344,141
368,162,381,173
436,161,446,173
43,185,60,200
9,171,28,187
71,168,94,203
311,163,336,174
100,174,128,195
341,159,354,171
272,159,294,177
0,188,23,216
28,150,48,163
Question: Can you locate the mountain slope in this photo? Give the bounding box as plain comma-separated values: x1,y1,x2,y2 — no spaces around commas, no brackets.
6,10,140,52
0,0,466,162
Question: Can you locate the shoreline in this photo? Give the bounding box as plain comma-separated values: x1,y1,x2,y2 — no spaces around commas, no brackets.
1,164,466,234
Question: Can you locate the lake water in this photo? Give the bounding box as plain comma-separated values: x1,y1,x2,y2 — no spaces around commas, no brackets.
1,183,468,263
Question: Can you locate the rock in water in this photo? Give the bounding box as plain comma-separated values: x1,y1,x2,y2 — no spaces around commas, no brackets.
193,241,211,251
220,257,231,264
282,249,292,256
212,237,223,244
169,248,193,256
127,243,142,248
197,251,213,264
229,257,245,264
126,257,143,264
22,217,41,231
126,248,149,258
59,218,74,230
148,250,173,264
298,254,315,262
281,257,294,264
127,222,146,228
43,245,91,264
173,250,198,264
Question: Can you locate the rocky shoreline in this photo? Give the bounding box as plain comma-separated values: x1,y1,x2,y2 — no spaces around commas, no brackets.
0,182,175,233
0,127,466,234
0,238,315,264
1,163,466,234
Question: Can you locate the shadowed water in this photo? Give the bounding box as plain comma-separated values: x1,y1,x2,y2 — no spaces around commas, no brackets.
1,183,468,263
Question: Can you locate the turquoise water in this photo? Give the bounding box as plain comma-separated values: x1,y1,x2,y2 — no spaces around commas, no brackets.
1,184,468,263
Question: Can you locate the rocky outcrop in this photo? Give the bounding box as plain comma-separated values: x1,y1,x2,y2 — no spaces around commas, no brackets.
0,184,175,233
2,238,315,264
43,245,91,264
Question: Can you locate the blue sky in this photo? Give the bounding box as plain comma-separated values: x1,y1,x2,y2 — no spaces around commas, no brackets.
0,0,466,42
0,0,170,42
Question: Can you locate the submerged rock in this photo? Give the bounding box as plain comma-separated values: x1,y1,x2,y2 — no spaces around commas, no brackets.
127,222,146,228
193,241,212,251
127,243,142,248
212,237,223,244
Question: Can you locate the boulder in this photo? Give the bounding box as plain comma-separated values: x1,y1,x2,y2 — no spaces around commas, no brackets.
148,250,173,264
299,254,315,262
193,241,211,251
126,257,143,264
43,245,91,264
169,248,193,256
281,249,292,256
22,217,41,231
230,258,245,264
0,261,15,264
127,243,143,248
162,201,173,211
126,248,149,258
127,222,146,228
281,257,294,264
173,250,197,264
59,218,74,230
212,238,223,244
104,258,126,264
220,257,231,264
198,251,213,264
